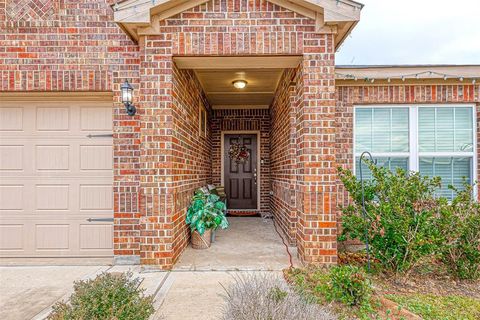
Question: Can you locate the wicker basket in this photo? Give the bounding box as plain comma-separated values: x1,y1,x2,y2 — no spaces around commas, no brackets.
191,228,212,249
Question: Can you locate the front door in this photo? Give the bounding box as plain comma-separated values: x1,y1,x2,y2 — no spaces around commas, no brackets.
224,134,258,209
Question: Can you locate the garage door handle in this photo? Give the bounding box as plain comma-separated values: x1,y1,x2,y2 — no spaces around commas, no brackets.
87,218,114,222
87,134,113,138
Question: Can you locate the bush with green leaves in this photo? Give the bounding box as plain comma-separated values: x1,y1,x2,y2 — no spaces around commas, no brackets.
186,188,228,235
437,184,480,279
338,162,444,273
339,161,480,279
285,267,374,320
324,265,372,307
48,272,154,320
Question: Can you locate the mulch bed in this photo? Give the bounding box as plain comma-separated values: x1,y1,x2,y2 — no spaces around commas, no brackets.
373,272,480,299
339,251,480,298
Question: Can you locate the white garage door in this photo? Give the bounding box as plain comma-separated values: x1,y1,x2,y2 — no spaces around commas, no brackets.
0,97,114,257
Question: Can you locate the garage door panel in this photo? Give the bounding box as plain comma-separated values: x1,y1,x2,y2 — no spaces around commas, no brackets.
0,225,24,250
80,145,113,171
36,145,70,171
0,100,113,258
36,107,70,131
80,106,112,131
0,145,24,171
36,224,70,250
0,185,24,211
80,224,113,250
80,185,113,211
0,107,24,131
36,185,70,211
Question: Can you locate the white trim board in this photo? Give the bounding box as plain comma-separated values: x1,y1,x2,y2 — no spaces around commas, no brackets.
212,105,270,110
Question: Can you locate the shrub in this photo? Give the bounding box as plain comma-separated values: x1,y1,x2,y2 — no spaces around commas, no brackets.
220,273,337,320
285,267,376,320
48,272,154,320
338,162,444,273
325,265,372,307
438,184,480,279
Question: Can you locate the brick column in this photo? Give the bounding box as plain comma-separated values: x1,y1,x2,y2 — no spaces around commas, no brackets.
113,74,141,265
295,33,338,265
138,35,175,268
112,27,141,266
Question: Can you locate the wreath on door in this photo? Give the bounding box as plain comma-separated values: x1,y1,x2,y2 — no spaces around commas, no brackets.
228,141,250,164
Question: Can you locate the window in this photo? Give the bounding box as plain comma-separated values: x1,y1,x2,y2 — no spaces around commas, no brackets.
199,103,207,137
354,105,476,199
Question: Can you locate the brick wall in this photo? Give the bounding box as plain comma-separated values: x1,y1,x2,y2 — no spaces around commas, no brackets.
335,84,480,229
171,66,212,263
294,42,338,265
0,0,138,91
211,108,270,216
136,35,173,266
158,0,328,56
270,68,298,244
137,0,338,267
0,0,142,263
137,35,213,266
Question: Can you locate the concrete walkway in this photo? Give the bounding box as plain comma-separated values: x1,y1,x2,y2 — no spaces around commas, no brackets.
0,217,296,320
0,265,109,320
175,217,298,271
160,217,297,319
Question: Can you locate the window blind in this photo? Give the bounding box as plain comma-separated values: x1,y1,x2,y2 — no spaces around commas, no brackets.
355,105,475,200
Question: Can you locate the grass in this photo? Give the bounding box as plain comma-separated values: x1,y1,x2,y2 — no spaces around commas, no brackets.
285,266,480,320
385,294,480,320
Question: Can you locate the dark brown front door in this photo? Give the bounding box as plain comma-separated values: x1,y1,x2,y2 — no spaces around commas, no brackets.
224,134,258,209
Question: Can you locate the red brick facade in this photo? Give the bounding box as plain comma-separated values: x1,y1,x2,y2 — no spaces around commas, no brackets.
270,68,298,244
170,66,213,264
128,0,339,267
2,0,478,269
0,0,138,91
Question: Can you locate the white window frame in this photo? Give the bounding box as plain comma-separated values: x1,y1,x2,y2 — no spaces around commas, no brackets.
353,104,477,195
199,101,207,138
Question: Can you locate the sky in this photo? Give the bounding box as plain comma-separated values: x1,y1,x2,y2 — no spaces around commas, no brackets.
335,0,480,65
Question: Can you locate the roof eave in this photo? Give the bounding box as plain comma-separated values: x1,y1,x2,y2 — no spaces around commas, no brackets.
335,20,358,50
112,0,363,50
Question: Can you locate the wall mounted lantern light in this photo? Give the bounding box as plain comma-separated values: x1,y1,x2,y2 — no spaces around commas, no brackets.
121,79,136,116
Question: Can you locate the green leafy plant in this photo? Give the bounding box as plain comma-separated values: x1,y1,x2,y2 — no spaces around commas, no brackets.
324,265,373,307
186,189,228,235
268,286,288,303
438,183,480,279
339,160,480,279
285,267,375,320
48,272,154,320
338,162,444,273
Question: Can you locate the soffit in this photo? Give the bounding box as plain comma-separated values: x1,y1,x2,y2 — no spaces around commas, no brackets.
195,69,284,108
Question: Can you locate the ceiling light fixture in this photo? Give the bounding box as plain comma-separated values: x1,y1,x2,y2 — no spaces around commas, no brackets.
232,80,248,89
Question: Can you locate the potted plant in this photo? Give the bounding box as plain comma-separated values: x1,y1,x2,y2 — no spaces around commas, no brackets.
186,189,228,249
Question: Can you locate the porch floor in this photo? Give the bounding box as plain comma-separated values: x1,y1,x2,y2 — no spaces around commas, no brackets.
174,217,299,271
